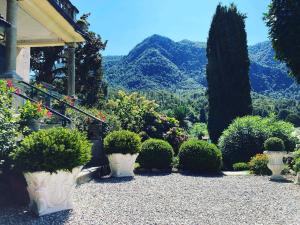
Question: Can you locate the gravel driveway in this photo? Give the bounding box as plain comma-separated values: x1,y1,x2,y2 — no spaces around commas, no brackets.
1,174,299,225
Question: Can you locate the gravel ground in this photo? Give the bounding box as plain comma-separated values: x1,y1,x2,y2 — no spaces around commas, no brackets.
0,174,299,225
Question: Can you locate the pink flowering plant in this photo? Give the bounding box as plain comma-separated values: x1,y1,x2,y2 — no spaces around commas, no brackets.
19,100,52,121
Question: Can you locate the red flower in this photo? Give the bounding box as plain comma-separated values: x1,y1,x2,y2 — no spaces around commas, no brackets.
47,111,53,119
6,80,13,88
15,88,20,95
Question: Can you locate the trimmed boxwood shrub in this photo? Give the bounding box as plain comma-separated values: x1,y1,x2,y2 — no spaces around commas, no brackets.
264,137,285,152
248,154,272,175
10,128,92,173
178,139,222,172
138,139,174,169
232,162,249,171
219,116,296,169
104,130,141,155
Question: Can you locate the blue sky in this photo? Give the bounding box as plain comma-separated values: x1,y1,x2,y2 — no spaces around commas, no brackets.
72,0,271,56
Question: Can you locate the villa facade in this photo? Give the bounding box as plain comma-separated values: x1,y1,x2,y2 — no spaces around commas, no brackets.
0,0,85,96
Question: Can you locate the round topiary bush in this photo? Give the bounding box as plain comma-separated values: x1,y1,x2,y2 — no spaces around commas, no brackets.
104,130,141,155
178,139,222,172
264,137,285,152
10,128,92,173
138,139,174,169
219,116,296,169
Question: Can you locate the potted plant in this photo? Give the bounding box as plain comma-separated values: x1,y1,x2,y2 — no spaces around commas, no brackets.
104,130,141,177
263,137,286,181
10,127,92,216
19,100,51,131
294,158,300,184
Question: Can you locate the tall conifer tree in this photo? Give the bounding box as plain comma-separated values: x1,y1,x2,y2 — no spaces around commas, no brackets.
206,4,252,143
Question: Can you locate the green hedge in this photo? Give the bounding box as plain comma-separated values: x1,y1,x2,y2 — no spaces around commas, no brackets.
104,130,141,155
10,128,92,173
178,139,222,172
219,116,296,169
138,139,174,169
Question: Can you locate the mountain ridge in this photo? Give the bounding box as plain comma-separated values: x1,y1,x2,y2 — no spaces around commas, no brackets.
103,34,299,96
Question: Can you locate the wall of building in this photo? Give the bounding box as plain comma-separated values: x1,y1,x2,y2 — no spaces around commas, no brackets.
0,44,4,75
16,47,30,82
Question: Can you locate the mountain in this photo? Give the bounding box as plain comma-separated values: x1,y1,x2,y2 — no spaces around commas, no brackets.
103,34,299,96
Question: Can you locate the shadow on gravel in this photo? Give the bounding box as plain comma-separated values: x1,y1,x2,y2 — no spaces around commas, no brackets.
135,171,172,177
0,208,71,225
179,171,224,178
94,176,135,183
269,179,294,184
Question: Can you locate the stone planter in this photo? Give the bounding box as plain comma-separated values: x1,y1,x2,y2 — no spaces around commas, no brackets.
264,151,286,181
24,167,82,216
295,172,300,185
27,119,40,131
107,154,138,177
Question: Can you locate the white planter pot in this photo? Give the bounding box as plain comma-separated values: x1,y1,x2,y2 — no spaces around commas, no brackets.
24,167,82,216
107,153,138,177
264,151,286,181
295,172,300,185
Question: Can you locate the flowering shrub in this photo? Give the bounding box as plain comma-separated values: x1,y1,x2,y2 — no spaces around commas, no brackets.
19,100,51,121
164,127,188,155
0,80,18,171
248,154,272,175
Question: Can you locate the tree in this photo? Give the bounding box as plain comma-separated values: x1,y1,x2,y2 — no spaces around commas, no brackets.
31,46,64,84
30,14,107,108
206,4,252,143
264,0,300,84
199,108,207,123
75,14,108,107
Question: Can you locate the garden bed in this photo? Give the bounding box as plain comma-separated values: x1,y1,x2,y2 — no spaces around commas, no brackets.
0,174,299,225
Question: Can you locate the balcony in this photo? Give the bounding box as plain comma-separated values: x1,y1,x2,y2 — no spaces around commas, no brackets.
49,0,79,23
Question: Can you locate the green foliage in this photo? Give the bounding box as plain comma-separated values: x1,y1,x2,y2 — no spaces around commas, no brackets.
104,35,299,96
138,139,174,169
248,154,272,175
265,0,300,83
104,130,142,155
173,105,189,128
189,123,208,139
232,162,249,171
10,128,92,173
286,114,300,127
219,116,295,168
293,158,300,172
106,90,158,133
74,14,108,107
206,4,252,143
0,80,18,170
178,139,222,172
164,127,188,155
19,100,48,121
264,137,285,152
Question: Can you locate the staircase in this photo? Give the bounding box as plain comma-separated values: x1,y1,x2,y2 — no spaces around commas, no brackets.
13,80,109,170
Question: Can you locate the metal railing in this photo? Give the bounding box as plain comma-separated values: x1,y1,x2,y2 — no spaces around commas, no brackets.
16,80,105,124
14,92,72,126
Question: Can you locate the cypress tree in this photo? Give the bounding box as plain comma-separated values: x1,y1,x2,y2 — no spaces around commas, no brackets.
206,4,252,143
